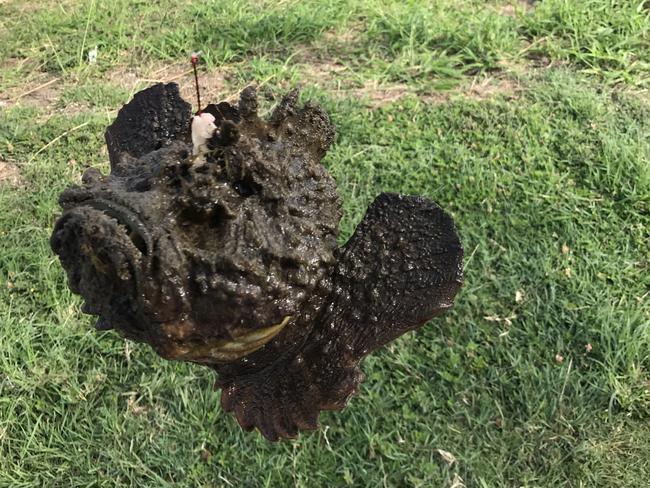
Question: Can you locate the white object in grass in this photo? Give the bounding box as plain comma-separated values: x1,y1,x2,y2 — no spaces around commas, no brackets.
191,112,217,156
88,46,98,64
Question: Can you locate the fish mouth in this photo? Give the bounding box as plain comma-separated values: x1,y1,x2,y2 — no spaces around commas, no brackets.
83,199,152,258
158,315,293,363
50,200,152,335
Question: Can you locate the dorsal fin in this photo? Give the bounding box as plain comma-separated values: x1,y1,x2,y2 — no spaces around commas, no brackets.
105,83,191,173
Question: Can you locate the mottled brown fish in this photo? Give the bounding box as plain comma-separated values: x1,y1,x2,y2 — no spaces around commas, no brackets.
51,83,463,441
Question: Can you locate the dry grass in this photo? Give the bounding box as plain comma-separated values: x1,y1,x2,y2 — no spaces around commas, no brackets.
0,58,61,109
0,161,21,187
300,70,520,108
105,61,233,106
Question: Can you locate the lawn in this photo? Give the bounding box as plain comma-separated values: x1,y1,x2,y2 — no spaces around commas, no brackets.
0,0,649,486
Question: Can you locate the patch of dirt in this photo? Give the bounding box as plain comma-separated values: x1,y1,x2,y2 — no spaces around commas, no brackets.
0,58,61,109
2,0,76,15
328,76,520,108
292,34,521,109
0,161,22,187
343,81,413,109
125,393,149,416
322,22,364,45
59,101,97,116
499,5,518,18
498,1,536,17
106,61,233,109
299,59,349,82
459,77,520,101
15,77,61,106
290,24,362,83
3,59,232,113
0,57,36,72
293,54,522,107
295,51,415,109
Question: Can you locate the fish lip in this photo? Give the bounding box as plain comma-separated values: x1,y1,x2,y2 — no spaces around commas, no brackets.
51,204,146,333
74,201,179,330
55,198,191,335
83,198,153,258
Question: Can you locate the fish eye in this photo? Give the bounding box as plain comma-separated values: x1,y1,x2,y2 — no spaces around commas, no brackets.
233,177,261,197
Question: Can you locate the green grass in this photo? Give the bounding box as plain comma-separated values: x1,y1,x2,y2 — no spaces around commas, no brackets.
1,0,649,486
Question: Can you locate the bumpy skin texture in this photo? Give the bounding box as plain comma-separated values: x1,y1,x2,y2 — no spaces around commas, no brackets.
51,83,463,441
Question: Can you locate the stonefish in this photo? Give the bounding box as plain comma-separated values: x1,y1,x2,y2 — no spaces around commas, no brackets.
51,83,463,441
